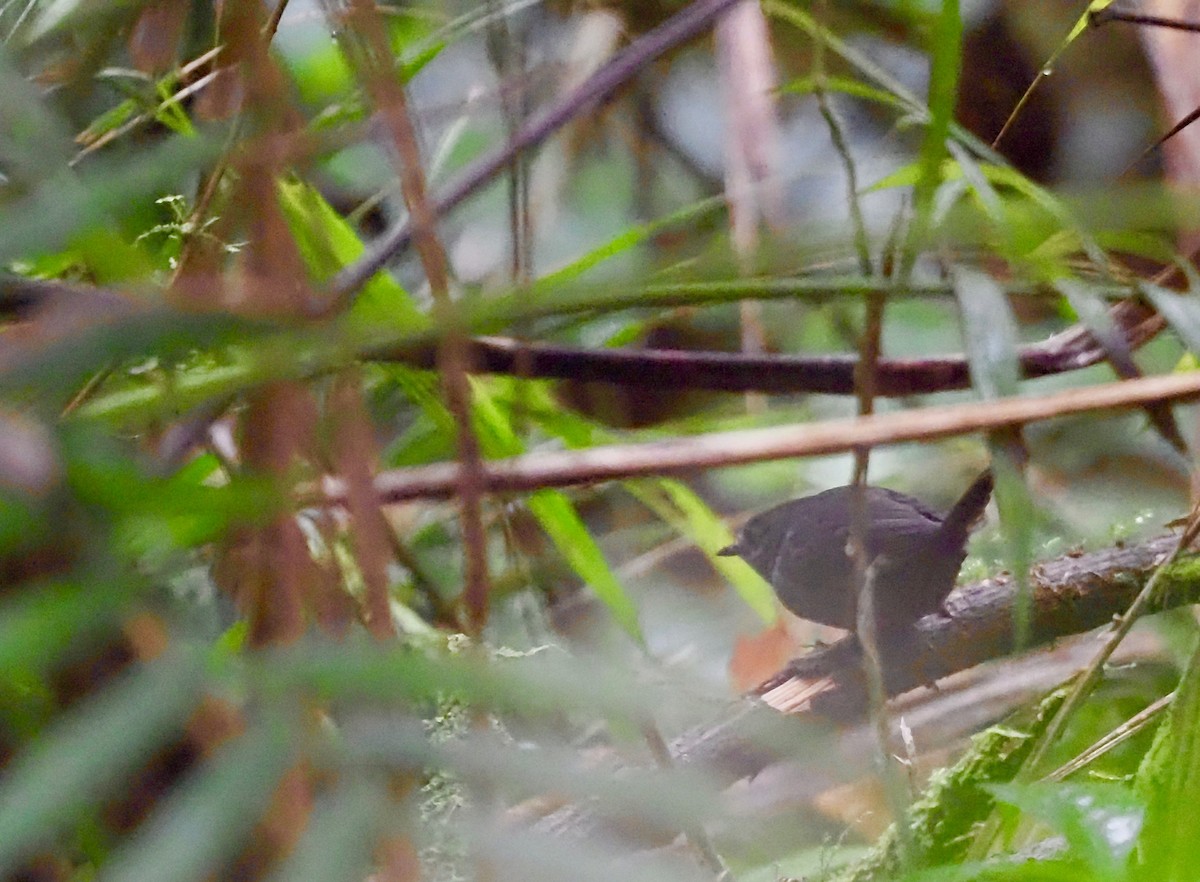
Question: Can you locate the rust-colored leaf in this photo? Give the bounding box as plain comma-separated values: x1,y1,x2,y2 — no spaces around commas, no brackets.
129,0,187,75
729,618,801,692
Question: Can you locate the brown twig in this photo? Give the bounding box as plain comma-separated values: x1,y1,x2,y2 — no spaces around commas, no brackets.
1090,8,1200,32
262,0,291,40
336,0,492,634
328,0,746,302
311,368,1200,505
336,2,491,633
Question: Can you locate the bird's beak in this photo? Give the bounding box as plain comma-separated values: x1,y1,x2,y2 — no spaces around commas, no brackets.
716,544,739,557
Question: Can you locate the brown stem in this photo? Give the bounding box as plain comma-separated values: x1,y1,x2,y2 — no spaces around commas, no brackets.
309,368,1200,504
327,0,746,302
338,0,492,633
363,298,1162,395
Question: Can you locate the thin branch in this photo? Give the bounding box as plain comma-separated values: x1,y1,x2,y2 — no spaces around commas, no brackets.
337,0,492,632
326,0,746,304
0,275,1161,397
263,0,291,39
310,368,1200,505
1090,8,1200,32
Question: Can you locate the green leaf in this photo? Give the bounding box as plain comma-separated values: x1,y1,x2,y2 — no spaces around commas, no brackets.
952,270,1031,644
283,39,356,107
276,178,430,332
0,133,220,269
469,381,643,641
990,780,1142,878
1140,282,1200,358
626,478,776,624
529,488,643,642
398,39,445,84
0,306,255,410
951,266,1020,400
0,579,134,678
77,99,140,145
1055,278,1124,350
779,74,909,112
0,653,206,875
1136,639,1200,880
947,142,1003,222
21,0,141,44
767,0,1005,170
534,195,725,290
766,2,924,114
101,714,297,882
0,49,74,180
900,0,962,271
988,450,1038,653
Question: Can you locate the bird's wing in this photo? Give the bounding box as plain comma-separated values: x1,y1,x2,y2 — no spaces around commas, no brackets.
862,490,943,551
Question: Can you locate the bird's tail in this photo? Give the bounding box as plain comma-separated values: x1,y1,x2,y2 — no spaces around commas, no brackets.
940,469,994,542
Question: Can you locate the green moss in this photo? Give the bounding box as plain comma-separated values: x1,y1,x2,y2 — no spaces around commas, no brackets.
829,691,1065,881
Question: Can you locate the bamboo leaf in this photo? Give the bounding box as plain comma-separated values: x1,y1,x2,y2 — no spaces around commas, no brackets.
276,178,429,332
909,0,963,233
779,74,909,112
1140,282,1200,357
529,488,643,642
951,266,1020,399
0,133,219,268
626,478,776,624
990,780,1141,877
1135,638,1200,880
469,381,643,641
101,714,297,882
0,653,206,875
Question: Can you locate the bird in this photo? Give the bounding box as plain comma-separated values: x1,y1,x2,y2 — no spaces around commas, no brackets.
717,470,993,635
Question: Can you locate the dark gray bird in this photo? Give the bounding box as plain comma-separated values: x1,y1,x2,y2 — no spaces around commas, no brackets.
717,470,993,634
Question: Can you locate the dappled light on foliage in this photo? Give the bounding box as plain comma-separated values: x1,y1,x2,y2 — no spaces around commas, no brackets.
2,0,1200,880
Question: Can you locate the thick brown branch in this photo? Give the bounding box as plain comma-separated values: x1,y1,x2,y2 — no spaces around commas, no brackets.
531,534,1198,846
365,299,1161,396
760,533,1195,718
0,277,1164,398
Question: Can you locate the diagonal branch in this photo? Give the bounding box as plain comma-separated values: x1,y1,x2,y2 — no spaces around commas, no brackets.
313,368,1200,505
530,533,1199,846
326,0,746,304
